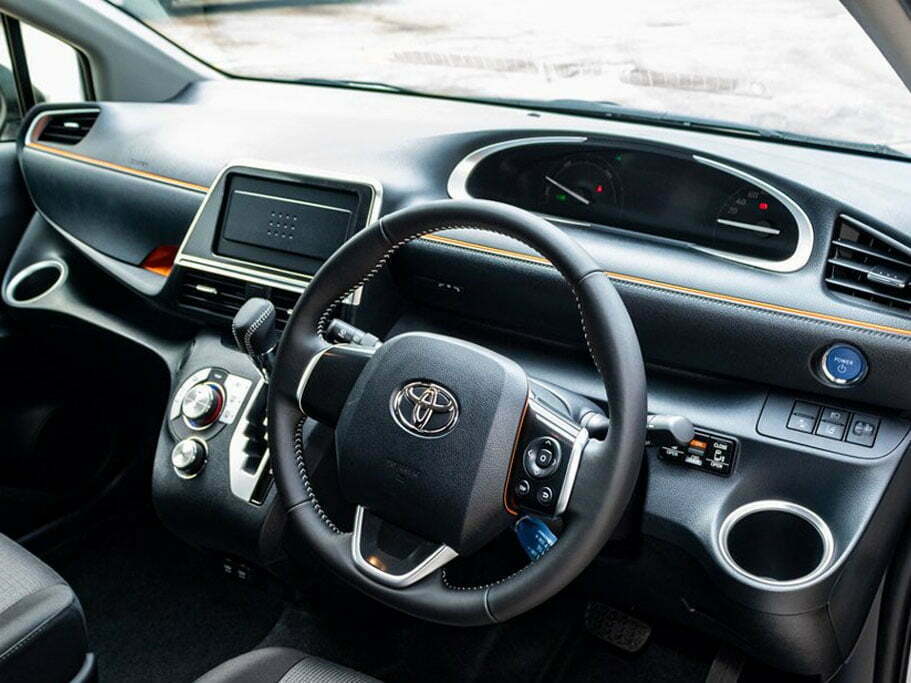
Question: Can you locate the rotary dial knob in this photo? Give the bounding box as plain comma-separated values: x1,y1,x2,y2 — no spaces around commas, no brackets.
181,382,225,429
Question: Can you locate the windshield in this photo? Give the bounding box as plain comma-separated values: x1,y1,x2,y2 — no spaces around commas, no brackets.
109,0,911,154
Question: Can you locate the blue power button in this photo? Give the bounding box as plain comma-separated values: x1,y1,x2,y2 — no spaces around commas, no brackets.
821,344,868,385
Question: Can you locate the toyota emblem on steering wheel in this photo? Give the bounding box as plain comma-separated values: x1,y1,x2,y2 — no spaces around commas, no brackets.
392,381,460,437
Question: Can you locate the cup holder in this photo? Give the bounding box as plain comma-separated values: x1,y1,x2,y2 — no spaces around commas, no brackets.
6,260,67,304
719,501,835,587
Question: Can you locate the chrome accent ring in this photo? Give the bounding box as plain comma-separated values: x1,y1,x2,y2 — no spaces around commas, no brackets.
5,259,68,305
718,500,836,589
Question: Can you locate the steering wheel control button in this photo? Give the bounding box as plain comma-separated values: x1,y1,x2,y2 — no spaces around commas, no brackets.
820,344,868,386
815,420,846,440
171,438,207,479
181,381,225,430
846,415,879,447
515,479,531,497
536,486,554,507
524,437,562,478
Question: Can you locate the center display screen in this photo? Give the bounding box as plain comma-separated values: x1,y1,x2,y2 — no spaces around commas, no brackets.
214,173,366,275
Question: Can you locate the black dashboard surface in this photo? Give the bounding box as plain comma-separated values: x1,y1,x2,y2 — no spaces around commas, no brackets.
14,81,911,410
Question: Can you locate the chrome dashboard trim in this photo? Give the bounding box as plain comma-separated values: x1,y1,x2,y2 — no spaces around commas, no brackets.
351,505,458,588
228,379,271,503
4,259,68,306
447,137,814,274
174,159,384,292
717,500,836,589
447,136,589,200
525,399,589,516
25,107,103,146
296,343,377,413
693,155,814,272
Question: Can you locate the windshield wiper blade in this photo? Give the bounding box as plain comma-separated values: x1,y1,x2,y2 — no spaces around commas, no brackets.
293,77,423,95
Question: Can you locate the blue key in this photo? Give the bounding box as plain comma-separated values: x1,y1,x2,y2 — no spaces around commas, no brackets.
514,516,558,560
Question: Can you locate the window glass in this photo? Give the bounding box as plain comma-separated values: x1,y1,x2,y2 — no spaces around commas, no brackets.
108,0,911,156
21,23,84,104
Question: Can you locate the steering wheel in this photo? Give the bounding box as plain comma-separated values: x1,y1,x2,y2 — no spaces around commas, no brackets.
268,199,647,626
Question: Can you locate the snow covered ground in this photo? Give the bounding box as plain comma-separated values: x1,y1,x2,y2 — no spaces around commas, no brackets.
144,0,911,151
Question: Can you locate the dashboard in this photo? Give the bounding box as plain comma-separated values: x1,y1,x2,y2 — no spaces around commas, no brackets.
6,81,911,679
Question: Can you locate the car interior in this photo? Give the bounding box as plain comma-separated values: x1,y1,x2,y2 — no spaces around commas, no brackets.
3,0,911,681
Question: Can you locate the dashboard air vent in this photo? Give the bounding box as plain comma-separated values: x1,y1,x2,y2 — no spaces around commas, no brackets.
176,269,300,330
37,110,99,145
825,215,911,313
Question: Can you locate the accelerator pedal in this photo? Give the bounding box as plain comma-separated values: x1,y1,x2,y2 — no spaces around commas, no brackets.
584,602,652,653
705,647,745,683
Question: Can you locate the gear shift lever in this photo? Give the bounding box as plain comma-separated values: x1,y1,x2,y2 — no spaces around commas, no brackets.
232,298,277,382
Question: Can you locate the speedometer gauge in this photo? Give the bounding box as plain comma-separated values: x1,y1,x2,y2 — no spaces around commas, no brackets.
716,186,787,237
544,155,620,211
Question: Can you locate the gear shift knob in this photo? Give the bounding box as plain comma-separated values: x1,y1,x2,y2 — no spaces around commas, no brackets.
232,297,277,381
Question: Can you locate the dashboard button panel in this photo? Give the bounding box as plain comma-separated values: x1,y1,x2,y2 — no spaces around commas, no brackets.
759,393,909,458
658,431,736,477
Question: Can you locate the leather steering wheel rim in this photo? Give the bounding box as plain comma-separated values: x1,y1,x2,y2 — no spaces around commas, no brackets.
268,199,647,626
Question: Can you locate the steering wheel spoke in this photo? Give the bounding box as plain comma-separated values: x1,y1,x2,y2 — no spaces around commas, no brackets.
296,343,376,426
506,398,589,517
351,506,458,588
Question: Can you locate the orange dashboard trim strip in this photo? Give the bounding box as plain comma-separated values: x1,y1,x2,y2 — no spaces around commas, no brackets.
22,143,911,337
421,234,911,337
25,141,210,193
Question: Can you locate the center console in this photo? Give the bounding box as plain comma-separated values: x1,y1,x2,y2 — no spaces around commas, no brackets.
152,163,383,562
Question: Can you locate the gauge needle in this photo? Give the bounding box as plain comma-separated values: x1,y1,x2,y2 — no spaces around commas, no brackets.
545,175,590,205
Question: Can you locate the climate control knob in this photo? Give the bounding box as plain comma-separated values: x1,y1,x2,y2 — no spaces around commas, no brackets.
171,438,207,479
181,382,225,429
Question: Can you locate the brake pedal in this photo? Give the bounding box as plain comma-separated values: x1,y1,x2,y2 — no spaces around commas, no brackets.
584,602,651,653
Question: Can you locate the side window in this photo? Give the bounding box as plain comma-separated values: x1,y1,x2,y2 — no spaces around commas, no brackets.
21,24,85,104
0,18,89,141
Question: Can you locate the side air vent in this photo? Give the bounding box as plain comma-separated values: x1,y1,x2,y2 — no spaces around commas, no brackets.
37,110,99,145
825,215,911,313
176,269,301,330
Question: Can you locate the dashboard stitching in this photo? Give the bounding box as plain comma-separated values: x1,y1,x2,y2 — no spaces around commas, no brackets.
293,417,341,534
419,235,911,339
612,279,909,340
25,142,210,193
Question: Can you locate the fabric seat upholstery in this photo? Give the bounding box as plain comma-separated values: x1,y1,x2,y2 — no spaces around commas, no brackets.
0,533,90,683
196,647,381,683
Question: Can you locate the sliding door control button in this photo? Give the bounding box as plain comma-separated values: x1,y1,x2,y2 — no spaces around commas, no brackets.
820,408,848,425
787,414,815,433
816,421,846,440
846,415,879,447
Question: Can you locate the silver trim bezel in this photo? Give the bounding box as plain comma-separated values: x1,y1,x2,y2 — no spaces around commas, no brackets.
820,344,868,386
171,437,208,480
693,155,814,272
25,107,102,146
5,259,68,305
718,500,836,588
447,137,814,273
174,159,384,290
351,506,458,588
525,399,589,516
228,380,271,503
296,344,377,412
